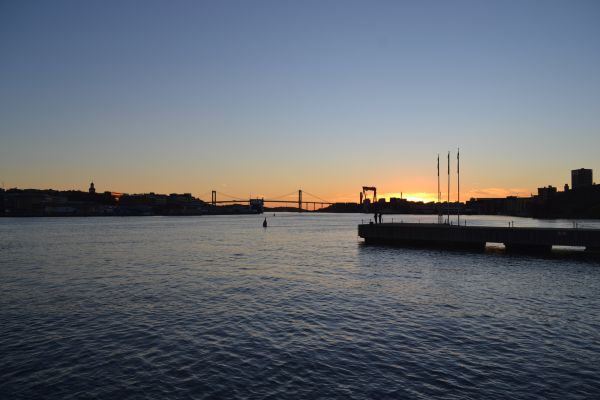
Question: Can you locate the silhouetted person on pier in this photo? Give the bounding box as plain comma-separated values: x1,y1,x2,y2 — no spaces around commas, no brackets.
379,213,382,224
374,213,378,224
263,218,267,228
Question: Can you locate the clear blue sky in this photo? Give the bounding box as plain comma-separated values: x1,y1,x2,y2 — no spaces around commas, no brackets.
1,0,599,201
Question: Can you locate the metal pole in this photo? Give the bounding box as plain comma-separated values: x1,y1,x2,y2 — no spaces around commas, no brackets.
447,151,450,224
457,148,460,226
437,154,440,223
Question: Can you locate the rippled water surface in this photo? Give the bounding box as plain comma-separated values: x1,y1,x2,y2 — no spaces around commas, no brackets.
1,214,600,399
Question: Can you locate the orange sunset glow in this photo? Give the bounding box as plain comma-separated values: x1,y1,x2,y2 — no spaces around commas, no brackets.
379,193,437,203
377,188,534,204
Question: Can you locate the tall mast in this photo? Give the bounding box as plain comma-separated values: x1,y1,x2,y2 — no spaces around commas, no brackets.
447,151,450,224
457,148,460,226
437,154,440,223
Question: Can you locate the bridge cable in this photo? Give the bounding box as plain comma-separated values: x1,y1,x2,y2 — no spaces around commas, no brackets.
196,190,213,201
269,190,299,200
216,191,246,200
301,190,331,203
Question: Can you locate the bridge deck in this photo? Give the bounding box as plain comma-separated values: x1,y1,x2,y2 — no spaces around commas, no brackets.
358,223,600,252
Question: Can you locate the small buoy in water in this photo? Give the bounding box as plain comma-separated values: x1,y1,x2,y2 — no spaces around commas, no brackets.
263,218,267,228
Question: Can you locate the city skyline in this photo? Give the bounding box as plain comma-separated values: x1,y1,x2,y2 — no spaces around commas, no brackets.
1,164,590,205
1,1,599,203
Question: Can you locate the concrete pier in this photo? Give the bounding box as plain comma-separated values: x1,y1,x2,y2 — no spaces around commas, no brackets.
358,223,600,253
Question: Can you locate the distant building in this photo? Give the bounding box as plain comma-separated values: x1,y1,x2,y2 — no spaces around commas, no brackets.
537,186,557,201
249,198,264,213
89,182,96,194
466,197,531,216
572,168,592,190
389,197,408,205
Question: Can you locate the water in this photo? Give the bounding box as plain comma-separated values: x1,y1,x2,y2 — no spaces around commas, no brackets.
1,213,600,399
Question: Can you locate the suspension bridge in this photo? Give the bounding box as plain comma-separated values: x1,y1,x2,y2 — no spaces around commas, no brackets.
197,189,336,211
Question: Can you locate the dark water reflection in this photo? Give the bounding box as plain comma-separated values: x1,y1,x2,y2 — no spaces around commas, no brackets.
1,214,599,399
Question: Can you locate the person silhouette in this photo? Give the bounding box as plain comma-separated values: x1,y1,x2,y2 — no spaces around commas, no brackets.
263,218,267,228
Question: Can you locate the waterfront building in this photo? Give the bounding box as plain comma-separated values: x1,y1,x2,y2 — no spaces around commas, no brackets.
465,196,531,217
537,186,557,201
572,168,593,190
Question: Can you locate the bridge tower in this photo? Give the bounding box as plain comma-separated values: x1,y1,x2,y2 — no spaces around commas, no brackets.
211,190,216,206
298,189,303,212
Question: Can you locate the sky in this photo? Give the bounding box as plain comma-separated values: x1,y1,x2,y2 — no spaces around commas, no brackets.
1,0,599,203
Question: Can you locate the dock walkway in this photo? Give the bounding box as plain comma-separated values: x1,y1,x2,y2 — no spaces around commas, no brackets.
358,223,600,252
